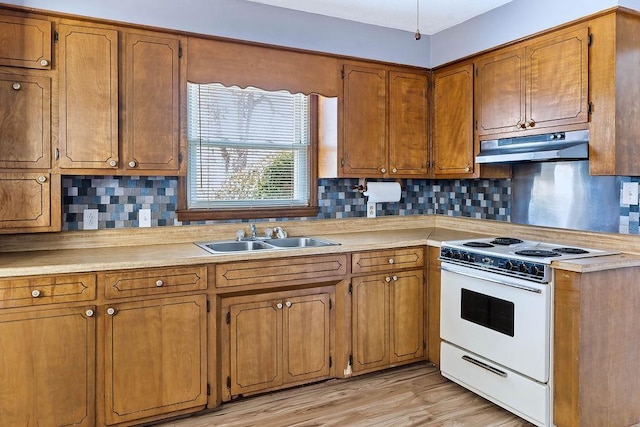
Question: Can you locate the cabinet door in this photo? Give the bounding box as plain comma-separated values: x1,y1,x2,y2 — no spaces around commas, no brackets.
526,26,589,131
433,64,475,177
352,274,389,372
475,47,525,135
0,73,50,169
229,298,283,396
0,172,60,232
426,246,442,366
0,306,95,427
58,24,118,170
124,32,181,172
283,293,331,384
0,15,52,69
341,64,387,177
388,71,429,177
390,270,424,363
104,295,207,425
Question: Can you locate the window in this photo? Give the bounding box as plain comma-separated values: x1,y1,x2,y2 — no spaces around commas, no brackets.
179,83,318,220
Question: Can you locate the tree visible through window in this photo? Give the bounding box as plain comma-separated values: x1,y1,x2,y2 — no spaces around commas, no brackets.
186,83,311,211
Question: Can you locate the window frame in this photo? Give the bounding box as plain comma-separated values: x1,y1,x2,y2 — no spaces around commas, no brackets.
176,94,318,221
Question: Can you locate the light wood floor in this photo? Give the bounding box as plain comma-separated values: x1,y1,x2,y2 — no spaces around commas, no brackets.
156,363,536,427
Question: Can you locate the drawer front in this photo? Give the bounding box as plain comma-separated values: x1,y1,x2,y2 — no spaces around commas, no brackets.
104,266,207,299
0,273,96,308
216,255,347,288
352,247,424,274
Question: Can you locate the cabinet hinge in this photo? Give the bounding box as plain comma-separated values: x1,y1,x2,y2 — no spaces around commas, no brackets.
226,376,231,389
341,69,345,79
475,120,478,130
54,148,60,161
588,102,594,114
475,68,479,77
588,33,593,46
207,383,211,396
329,356,332,368
206,300,211,313
349,354,353,366
329,299,332,310
340,158,345,167
423,341,427,350
178,44,183,58
178,152,183,164
226,312,231,325
54,31,59,43
348,283,352,295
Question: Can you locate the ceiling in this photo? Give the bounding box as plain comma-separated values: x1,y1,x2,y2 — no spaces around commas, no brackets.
243,0,514,35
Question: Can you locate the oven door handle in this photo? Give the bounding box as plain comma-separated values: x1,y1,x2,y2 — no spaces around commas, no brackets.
462,355,508,378
440,264,543,294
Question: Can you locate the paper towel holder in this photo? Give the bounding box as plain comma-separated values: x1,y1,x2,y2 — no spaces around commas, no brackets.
351,178,404,194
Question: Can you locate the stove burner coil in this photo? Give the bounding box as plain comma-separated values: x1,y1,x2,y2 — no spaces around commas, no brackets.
491,237,524,245
515,249,561,258
552,247,589,254
463,242,495,248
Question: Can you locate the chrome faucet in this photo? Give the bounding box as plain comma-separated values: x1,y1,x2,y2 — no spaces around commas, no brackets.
250,224,258,240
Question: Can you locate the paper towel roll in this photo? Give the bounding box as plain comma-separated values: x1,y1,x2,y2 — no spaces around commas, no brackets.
363,182,401,203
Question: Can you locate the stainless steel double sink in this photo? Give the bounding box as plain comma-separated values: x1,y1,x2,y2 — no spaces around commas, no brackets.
195,237,340,254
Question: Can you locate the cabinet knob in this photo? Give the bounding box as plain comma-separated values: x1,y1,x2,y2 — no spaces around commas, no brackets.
108,159,117,167
392,167,398,173
519,123,526,129
380,168,386,174
465,166,471,173
85,309,94,317
12,82,21,90
106,307,117,316
31,289,41,298
388,258,395,265
528,120,536,128
392,275,398,282
276,302,283,310
385,276,391,283
128,161,137,168
285,301,292,308
155,279,164,287
39,59,49,67
37,175,47,183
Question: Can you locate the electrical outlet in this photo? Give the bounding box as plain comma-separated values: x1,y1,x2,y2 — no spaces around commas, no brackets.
139,208,151,228
622,182,639,205
367,201,376,218
83,209,98,230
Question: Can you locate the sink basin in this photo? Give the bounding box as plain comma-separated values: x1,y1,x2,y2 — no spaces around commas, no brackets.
198,240,273,253
264,237,340,248
195,236,340,253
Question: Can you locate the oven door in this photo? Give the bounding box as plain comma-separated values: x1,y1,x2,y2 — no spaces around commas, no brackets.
440,262,550,383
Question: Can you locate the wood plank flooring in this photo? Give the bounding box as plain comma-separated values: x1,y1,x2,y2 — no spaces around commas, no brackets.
156,363,536,427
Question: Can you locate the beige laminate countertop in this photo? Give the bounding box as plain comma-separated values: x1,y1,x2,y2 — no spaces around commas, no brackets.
2,215,640,278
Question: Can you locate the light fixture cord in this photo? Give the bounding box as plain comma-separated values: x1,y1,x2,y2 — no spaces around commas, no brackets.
415,0,421,40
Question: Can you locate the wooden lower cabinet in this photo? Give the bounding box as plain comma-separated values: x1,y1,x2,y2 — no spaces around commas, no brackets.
0,305,96,427
104,294,207,425
221,287,334,400
351,269,425,374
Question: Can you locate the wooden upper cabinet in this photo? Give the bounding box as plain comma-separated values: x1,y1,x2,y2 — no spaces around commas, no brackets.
0,72,50,169
388,71,429,177
0,15,52,69
341,64,387,177
123,32,182,173
0,173,60,233
433,63,475,177
57,23,118,170
475,24,589,137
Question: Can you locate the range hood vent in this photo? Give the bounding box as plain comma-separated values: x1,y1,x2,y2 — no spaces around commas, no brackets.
476,130,589,164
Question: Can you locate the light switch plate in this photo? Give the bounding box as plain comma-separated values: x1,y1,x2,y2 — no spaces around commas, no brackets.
83,209,98,230
622,182,639,205
367,202,376,218
139,208,151,227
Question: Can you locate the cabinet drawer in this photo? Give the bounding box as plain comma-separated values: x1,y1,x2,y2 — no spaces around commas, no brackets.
0,273,96,308
104,266,206,299
352,247,424,274
216,255,347,288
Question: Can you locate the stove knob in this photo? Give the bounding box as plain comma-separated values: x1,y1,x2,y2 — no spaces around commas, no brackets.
462,253,471,262
442,248,452,259
519,263,530,274
531,265,542,276
505,260,516,271
453,252,462,260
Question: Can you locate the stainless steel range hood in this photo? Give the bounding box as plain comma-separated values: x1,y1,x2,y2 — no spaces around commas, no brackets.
476,129,589,164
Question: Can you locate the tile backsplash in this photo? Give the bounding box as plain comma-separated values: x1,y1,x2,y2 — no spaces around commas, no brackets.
62,174,631,234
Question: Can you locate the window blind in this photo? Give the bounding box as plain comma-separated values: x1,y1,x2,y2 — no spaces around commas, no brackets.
187,83,310,209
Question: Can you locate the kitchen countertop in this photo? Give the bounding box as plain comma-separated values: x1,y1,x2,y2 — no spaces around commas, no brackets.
2,215,640,278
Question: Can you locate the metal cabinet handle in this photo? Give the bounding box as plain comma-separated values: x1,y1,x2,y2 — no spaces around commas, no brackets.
12,82,21,90
108,159,117,167
106,307,117,316
39,59,49,67
31,289,41,298
285,301,292,308
388,258,395,264
276,302,283,310
155,279,164,287
128,161,137,168
85,309,94,317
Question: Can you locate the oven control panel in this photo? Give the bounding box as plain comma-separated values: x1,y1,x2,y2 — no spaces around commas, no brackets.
440,247,550,283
